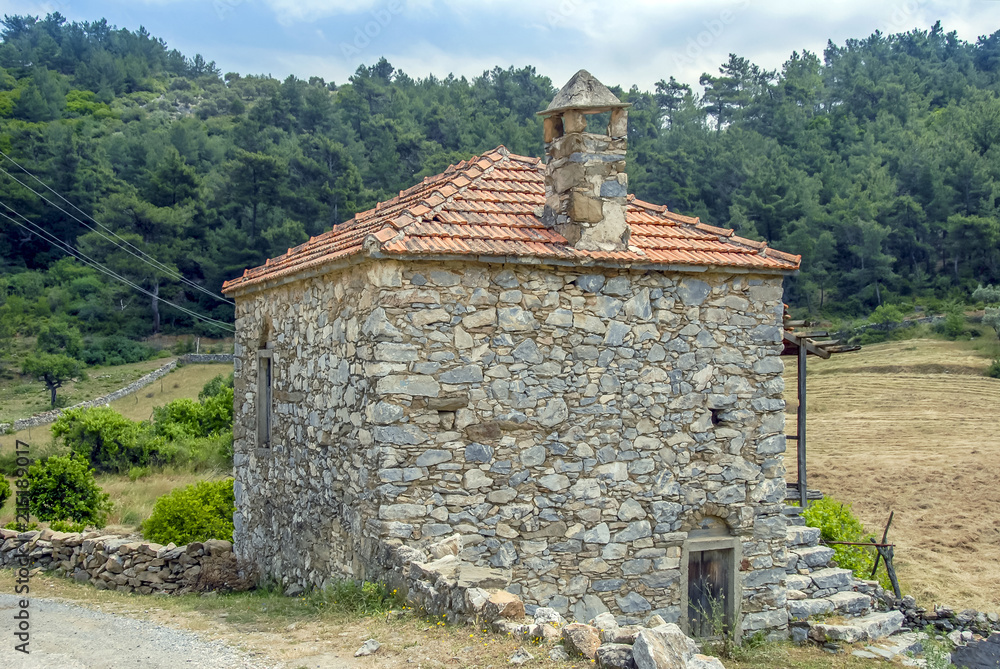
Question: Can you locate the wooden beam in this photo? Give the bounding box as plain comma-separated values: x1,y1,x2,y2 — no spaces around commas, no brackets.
782,331,831,359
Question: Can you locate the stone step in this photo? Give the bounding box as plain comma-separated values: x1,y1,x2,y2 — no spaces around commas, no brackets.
790,545,834,569
786,525,821,547
827,591,872,616
782,506,806,526
808,611,905,645
808,567,854,590
785,574,812,591
788,598,834,621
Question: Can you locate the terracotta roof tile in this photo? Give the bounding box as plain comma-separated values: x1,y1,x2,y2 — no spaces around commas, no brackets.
222,148,801,294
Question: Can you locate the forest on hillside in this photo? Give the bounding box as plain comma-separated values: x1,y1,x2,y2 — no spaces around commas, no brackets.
0,13,998,343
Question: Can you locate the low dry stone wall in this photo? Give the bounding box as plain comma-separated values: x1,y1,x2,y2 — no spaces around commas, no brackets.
180,353,235,364
1,354,234,433
0,528,249,594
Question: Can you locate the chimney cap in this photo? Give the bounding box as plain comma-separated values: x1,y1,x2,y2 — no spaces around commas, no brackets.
537,69,631,117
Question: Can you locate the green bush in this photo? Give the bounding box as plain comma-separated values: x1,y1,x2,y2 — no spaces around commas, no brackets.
802,496,878,580
868,304,904,325
141,478,235,545
48,519,86,533
0,476,10,508
935,309,968,339
151,398,204,439
152,386,233,440
52,406,168,473
26,454,112,527
986,359,1000,379
79,335,155,366
198,373,234,401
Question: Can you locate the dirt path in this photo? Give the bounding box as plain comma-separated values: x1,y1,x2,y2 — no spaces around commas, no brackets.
0,594,279,669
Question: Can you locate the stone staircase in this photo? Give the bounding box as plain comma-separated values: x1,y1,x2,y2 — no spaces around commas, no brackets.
782,505,904,645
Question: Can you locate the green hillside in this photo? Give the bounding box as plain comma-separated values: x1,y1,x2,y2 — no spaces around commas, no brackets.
0,12,998,347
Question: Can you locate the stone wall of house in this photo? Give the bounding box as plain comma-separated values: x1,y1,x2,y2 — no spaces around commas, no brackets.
232,259,789,634
232,263,388,588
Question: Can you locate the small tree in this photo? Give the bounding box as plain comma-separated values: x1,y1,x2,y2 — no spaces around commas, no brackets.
22,353,86,408
26,454,112,527
975,285,1000,339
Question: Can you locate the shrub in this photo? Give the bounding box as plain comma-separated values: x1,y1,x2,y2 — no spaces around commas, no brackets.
802,496,877,579
151,398,204,439
52,406,166,473
141,479,235,545
935,309,968,339
987,359,1000,379
26,454,112,527
152,386,233,439
868,304,904,325
198,373,234,401
0,476,10,508
48,519,86,533
80,336,155,366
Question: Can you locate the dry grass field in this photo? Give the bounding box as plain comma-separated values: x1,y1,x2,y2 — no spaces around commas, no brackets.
784,337,1000,611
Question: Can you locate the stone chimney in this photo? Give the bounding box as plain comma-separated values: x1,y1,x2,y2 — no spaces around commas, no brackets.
538,70,631,252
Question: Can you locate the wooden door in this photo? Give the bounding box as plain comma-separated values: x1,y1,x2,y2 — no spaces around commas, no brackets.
688,548,732,637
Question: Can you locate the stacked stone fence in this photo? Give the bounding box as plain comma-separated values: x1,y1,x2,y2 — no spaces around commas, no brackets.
179,353,234,364
0,527,249,594
1,353,233,433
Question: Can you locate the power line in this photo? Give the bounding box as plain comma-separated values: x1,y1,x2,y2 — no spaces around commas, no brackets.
0,150,235,306
0,201,235,333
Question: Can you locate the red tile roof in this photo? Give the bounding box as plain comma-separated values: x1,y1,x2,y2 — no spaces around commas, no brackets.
222,147,800,295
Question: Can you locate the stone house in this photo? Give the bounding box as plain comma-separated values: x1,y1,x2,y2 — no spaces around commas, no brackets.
221,71,801,636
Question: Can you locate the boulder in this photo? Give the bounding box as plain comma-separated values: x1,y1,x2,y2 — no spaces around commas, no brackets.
485,591,525,621
688,655,726,669
562,623,602,659
632,625,697,669
596,643,635,669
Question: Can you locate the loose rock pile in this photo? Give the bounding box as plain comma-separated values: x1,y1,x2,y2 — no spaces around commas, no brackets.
895,596,1000,637
0,528,250,594
496,611,726,669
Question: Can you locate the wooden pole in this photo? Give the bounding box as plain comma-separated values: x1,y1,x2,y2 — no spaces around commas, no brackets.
797,341,808,509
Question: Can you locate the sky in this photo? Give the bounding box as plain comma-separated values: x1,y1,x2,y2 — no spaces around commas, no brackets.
4,0,1000,91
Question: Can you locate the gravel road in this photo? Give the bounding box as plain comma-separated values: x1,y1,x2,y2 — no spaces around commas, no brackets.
0,594,278,669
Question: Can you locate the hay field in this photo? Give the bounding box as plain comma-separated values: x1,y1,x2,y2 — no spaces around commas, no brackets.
784,338,1000,611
